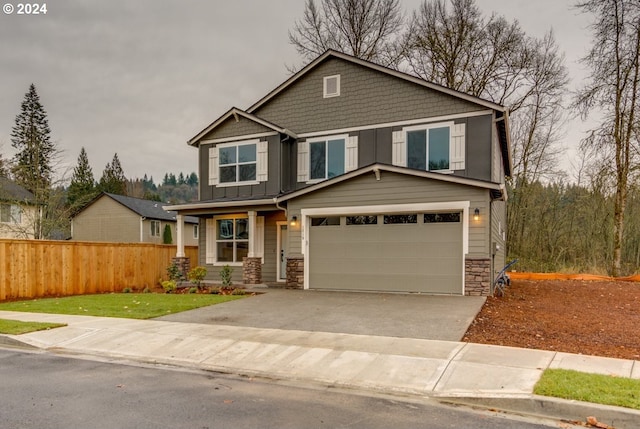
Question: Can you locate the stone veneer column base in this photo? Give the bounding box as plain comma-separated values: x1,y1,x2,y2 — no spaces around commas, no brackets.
465,257,491,296
242,257,262,284
286,257,304,289
172,257,191,281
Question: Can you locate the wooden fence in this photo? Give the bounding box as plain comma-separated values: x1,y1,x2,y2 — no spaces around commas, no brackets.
0,239,199,301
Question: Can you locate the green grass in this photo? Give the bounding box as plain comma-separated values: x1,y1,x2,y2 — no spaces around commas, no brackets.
0,293,245,319
534,369,640,410
0,319,66,335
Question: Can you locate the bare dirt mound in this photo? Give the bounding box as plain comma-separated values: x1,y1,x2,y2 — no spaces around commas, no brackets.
463,279,640,360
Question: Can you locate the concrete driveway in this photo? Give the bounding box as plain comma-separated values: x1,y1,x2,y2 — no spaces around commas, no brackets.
157,289,485,341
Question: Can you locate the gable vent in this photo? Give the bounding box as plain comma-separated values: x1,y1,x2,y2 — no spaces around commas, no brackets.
323,74,340,98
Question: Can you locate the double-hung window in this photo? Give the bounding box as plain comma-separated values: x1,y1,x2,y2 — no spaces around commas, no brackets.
393,122,465,172
219,142,257,184
150,220,160,237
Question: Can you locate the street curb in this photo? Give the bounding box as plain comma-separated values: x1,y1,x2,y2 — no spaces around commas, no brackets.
437,395,640,429
0,334,38,350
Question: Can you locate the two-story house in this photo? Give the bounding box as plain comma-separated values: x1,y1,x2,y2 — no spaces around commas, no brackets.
0,177,39,239
166,50,511,296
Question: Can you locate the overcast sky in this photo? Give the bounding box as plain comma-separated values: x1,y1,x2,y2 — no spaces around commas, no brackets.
0,0,593,185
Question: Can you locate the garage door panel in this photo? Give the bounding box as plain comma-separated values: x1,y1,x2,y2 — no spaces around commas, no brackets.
309,213,463,294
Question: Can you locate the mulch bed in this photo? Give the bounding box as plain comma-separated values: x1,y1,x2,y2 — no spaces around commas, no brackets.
463,279,640,360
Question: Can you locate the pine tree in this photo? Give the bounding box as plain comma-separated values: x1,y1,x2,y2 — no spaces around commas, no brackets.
10,84,56,198
68,147,96,208
10,84,59,239
99,153,127,195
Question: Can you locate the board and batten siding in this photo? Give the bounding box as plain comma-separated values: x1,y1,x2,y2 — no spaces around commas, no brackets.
72,197,140,242
285,171,490,256
491,199,507,275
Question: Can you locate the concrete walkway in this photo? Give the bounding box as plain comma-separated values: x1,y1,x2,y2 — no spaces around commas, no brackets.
1,310,639,428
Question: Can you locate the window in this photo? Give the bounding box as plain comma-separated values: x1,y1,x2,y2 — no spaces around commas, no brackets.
383,214,417,224
407,126,450,171
216,217,249,263
346,215,377,225
323,74,340,98
393,122,465,171
310,137,345,180
219,141,257,184
193,224,199,239
150,220,160,237
424,212,461,223
0,204,21,224
311,217,340,226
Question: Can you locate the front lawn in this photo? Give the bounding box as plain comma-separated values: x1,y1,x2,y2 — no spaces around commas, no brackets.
0,319,66,335
0,294,245,319
534,368,640,410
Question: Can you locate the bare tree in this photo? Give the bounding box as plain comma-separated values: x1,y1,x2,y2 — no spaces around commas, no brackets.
574,0,640,276
288,0,406,67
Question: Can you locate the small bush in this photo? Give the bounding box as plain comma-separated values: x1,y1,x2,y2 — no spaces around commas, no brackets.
231,288,245,296
188,266,207,289
161,280,177,294
167,263,184,282
188,287,198,294
220,265,233,287
142,286,151,294
122,287,132,294
209,287,220,295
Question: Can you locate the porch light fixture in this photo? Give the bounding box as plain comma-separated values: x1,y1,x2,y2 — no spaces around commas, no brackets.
473,208,480,221
290,216,298,227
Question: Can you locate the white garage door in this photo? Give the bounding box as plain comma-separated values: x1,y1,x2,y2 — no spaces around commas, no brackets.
308,212,463,294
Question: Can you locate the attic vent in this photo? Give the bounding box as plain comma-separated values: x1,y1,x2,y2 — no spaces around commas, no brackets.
323,74,340,98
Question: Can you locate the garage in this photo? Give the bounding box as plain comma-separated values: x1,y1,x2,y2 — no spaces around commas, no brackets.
308,211,464,294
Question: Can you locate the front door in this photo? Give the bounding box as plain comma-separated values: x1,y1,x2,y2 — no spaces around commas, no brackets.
277,223,288,281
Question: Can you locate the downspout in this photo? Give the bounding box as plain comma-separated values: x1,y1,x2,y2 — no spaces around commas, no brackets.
140,216,146,242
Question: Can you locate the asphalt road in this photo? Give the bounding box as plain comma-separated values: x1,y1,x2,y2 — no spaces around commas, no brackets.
0,347,571,429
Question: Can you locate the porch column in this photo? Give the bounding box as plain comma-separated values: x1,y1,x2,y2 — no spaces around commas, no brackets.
176,214,185,257
247,210,256,257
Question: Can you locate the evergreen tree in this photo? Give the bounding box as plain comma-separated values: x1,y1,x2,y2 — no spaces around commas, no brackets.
10,84,56,199
10,84,59,238
68,147,96,208
99,153,127,195
162,224,173,244
178,172,185,185
187,172,198,186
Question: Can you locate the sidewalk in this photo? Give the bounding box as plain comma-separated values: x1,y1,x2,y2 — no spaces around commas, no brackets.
1,310,639,428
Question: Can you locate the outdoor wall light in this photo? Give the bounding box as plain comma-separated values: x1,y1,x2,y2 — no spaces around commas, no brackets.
473,208,480,221
290,216,298,227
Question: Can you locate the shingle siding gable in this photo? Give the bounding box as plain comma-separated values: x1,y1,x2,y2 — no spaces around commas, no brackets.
253,57,486,134
201,115,273,141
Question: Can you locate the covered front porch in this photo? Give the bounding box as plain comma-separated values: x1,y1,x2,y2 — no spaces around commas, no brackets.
165,198,295,286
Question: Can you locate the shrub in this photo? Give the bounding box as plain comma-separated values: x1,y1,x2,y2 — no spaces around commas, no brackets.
163,224,173,244
166,263,184,282
161,280,177,294
122,287,132,294
188,287,198,294
220,265,233,287
142,286,151,294
188,266,207,289
209,287,220,295
231,288,245,296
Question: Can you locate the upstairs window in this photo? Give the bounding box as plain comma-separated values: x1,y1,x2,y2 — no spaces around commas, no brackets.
407,126,451,171
392,122,465,172
219,142,257,184
310,137,345,180
323,74,340,98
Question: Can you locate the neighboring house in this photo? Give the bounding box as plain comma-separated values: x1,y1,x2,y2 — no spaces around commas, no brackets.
72,193,199,245
166,50,511,296
0,177,38,239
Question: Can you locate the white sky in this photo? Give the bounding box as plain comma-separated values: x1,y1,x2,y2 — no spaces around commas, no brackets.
0,0,594,184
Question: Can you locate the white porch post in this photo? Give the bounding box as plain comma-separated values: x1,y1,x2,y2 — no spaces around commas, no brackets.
176,214,185,257
247,210,256,257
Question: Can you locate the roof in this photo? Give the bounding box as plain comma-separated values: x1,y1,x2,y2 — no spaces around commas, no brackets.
80,193,198,223
0,177,36,203
277,163,506,202
188,107,298,147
